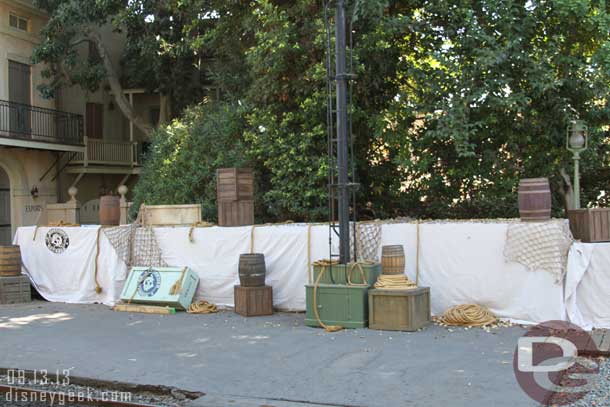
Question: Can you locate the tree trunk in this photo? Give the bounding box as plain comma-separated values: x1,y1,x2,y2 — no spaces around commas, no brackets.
159,92,173,125
559,167,575,213
88,31,153,137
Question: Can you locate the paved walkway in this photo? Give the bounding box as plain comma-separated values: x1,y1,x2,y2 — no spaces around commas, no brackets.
0,301,535,406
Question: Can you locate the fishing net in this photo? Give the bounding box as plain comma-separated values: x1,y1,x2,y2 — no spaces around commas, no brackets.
103,224,167,268
349,222,382,262
504,219,573,283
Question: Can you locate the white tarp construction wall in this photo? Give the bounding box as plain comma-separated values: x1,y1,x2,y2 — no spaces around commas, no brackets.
13,220,609,328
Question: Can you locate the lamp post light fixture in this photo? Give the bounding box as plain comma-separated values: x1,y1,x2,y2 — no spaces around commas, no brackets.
566,120,588,209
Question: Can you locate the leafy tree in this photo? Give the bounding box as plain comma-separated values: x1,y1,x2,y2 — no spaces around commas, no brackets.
32,0,218,133
132,102,251,221
380,0,610,217
132,0,610,221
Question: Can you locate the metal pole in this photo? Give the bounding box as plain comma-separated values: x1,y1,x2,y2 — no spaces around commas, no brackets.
573,151,581,209
335,0,350,264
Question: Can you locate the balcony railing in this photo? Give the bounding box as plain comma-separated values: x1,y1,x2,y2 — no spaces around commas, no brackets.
0,99,84,146
71,136,141,167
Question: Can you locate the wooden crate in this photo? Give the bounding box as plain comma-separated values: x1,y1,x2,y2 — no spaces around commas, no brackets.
217,168,254,201
305,284,369,329
141,204,202,226
368,287,430,331
120,267,199,310
234,285,273,317
0,275,31,304
218,200,254,226
568,208,610,243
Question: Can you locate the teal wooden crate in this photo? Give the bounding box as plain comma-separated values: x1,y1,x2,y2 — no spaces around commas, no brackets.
120,267,199,310
312,262,380,286
305,284,369,329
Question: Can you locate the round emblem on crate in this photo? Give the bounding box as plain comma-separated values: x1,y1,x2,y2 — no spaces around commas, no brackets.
137,270,161,297
45,229,70,254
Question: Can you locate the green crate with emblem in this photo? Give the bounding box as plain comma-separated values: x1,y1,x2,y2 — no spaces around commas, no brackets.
120,267,199,310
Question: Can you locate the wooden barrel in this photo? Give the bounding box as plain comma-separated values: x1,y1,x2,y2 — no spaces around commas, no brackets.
0,245,22,277
99,195,121,226
238,253,266,287
381,245,405,275
518,178,551,222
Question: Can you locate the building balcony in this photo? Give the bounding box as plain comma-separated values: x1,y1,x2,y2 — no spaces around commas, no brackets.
67,136,142,175
0,99,84,152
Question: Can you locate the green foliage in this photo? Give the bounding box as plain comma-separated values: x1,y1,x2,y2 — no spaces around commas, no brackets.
134,0,610,221
131,103,251,221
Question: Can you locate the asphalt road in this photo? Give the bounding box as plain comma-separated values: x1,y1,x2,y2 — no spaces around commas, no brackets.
0,301,535,407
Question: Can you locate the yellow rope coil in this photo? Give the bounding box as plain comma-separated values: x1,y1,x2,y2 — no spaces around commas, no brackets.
312,262,343,332
439,304,497,327
187,300,218,314
374,274,417,289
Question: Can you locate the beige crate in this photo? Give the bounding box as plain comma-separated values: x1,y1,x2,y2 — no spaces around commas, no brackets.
568,208,610,243
368,287,430,331
141,204,202,226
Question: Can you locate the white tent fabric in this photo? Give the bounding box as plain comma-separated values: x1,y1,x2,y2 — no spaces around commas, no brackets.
13,226,127,306
380,222,566,324
565,242,610,330
13,220,607,326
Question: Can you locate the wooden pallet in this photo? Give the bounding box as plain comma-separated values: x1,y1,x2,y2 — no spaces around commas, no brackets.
579,329,610,356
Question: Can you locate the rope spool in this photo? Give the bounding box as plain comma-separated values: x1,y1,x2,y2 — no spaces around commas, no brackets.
187,300,218,314
374,274,417,289
438,304,497,327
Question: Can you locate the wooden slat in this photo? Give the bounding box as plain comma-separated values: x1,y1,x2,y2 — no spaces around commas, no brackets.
113,304,176,315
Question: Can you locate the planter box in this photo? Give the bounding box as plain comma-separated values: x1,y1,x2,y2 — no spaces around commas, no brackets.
312,262,380,286
0,275,31,304
568,208,610,243
218,200,254,226
305,284,369,329
141,204,201,227
368,287,431,331
217,168,254,201
234,285,273,317
120,267,199,310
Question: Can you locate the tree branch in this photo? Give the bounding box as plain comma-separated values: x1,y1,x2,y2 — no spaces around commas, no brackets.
88,31,153,137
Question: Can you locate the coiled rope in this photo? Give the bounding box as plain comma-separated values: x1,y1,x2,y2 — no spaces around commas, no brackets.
187,300,218,314
312,262,343,332
374,274,417,289
438,304,497,327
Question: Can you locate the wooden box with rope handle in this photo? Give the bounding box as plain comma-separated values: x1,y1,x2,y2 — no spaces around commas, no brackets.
368,287,431,331
119,266,199,310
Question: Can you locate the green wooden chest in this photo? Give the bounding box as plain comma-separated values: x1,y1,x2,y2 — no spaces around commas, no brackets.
120,267,199,310
312,262,380,286
305,284,369,329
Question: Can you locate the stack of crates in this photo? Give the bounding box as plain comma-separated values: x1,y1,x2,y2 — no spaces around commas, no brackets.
0,275,31,304
305,262,380,328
